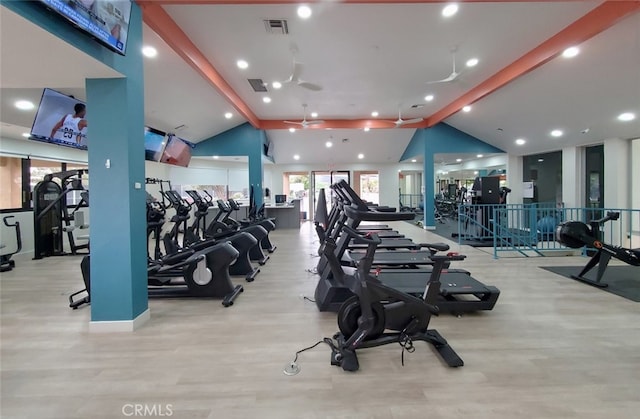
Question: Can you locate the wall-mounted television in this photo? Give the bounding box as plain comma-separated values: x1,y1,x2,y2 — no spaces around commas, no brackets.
160,135,194,168
37,0,132,56
30,88,88,150
144,126,167,162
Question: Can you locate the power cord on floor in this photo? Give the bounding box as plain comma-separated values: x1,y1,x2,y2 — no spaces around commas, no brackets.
305,267,318,274
398,332,415,367
283,338,335,376
303,296,316,303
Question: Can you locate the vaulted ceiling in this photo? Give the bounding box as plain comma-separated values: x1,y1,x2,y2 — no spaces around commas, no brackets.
1,1,639,166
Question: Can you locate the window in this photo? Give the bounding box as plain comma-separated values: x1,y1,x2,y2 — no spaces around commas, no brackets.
0,157,23,210
0,157,89,212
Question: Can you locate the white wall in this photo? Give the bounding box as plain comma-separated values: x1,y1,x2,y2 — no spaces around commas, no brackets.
0,136,88,163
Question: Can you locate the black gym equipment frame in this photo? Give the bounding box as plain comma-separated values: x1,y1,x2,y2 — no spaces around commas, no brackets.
33,170,90,259
556,211,640,287
324,225,464,372
314,181,500,314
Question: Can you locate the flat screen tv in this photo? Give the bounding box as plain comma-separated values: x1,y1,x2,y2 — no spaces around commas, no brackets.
30,88,88,150
38,0,132,55
144,126,167,162
160,135,193,168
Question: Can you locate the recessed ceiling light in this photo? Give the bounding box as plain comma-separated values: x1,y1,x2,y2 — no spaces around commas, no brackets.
456,158,462,162
272,81,282,89
22,132,30,138
538,158,544,162
476,154,483,158
213,155,219,159
262,96,272,103
424,94,434,102
358,153,364,159
466,58,479,67
550,129,563,137
236,59,249,69
617,112,636,122
293,154,300,160
371,111,379,117
562,46,579,58
462,105,471,112
289,127,296,133
297,5,312,19
515,138,526,145
326,141,332,148
364,127,370,132
311,112,318,118
15,100,34,110
442,3,459,17
224,112,233,119
142,46,157,58
473,171,478,175
411,159,417,163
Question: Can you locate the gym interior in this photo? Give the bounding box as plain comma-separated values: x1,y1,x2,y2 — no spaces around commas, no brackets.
1,1,639,418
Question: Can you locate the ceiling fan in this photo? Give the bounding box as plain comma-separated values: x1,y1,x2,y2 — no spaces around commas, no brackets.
426,47,464,84
284,104,325,128
383,108,423,127
280,45,322,91
283,60,323,91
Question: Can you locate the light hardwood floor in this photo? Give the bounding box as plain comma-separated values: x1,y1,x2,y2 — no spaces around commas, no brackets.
1,221,639,419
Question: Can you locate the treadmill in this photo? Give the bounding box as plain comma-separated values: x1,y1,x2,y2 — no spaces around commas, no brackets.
314,186,500,314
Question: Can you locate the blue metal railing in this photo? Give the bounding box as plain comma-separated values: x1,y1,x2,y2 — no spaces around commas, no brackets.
457,203,640,258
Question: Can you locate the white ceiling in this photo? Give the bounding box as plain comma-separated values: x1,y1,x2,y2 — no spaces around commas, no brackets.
1,1,639,166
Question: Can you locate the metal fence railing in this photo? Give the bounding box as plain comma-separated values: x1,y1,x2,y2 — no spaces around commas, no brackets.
457,203,640,259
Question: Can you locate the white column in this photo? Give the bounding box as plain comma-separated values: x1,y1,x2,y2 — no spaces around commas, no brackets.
562,146,584,208
506,154,523,204
631,139,640,210
632,139,640,247
604,138,630,210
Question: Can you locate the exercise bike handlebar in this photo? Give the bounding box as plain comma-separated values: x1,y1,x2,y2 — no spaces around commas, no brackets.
592,211,620,224
3,216,17,227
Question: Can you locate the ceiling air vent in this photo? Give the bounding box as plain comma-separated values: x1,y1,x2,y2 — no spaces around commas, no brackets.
264,19,289,35
248,79,268,92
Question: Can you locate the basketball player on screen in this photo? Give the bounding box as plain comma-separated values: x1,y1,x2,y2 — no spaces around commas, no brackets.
50,103,87,145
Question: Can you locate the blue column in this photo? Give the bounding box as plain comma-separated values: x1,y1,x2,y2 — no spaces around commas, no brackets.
249,153,264,208
86,77,147,321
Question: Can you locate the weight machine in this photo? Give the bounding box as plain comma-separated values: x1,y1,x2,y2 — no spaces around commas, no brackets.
33,170,90,259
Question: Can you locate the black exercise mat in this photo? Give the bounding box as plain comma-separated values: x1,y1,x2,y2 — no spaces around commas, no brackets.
541,265,640,302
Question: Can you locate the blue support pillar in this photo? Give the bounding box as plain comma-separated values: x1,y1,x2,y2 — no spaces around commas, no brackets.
249,153,264,208
86,76,148,324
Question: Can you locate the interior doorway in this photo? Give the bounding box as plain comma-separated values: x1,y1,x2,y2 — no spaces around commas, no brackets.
311,170,350,221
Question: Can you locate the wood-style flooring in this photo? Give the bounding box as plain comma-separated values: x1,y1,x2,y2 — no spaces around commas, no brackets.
1,221,639,419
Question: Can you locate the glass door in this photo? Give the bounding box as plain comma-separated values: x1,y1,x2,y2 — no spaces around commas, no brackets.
311,171,350,221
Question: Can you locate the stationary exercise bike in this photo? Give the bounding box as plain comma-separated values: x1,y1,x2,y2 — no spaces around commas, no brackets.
323,224,464,372
1,216,22,272
556,211,640,287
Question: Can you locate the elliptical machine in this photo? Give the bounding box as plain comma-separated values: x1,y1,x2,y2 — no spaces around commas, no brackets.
556,211,640,287
323,224,465,372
